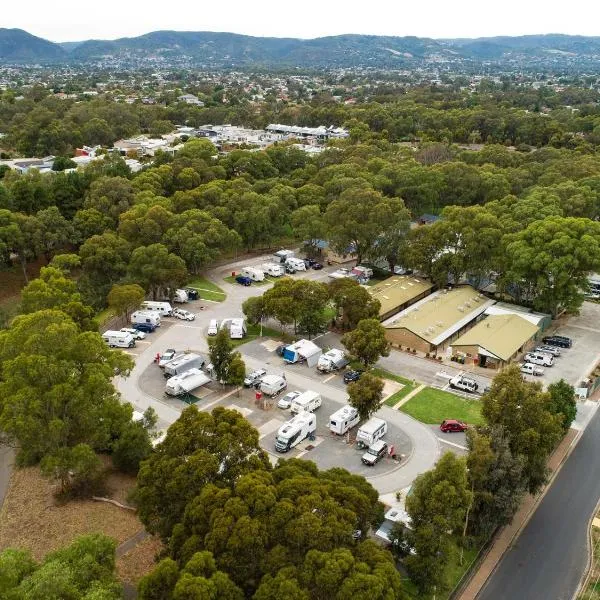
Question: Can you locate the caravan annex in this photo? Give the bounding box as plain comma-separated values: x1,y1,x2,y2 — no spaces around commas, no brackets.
282,339,322,367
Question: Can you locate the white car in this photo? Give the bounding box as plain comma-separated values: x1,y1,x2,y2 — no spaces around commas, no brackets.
277,390,301,409
158,349,177,368
173,308,195,321
120,327,146,340
521,362,544,376
244,369,267,387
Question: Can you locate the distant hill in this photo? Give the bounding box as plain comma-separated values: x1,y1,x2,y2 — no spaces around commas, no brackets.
2,28,600,67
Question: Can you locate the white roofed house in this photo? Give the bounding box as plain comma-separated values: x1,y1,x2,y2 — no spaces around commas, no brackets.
178,93,205,106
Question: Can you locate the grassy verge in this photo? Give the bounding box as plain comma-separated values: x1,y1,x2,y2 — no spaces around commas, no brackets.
368,367,418,407
223,275,269,286
229,323,283,348
400,386,484,425
579,521,600,599
96,307,115,327
187,276,226,302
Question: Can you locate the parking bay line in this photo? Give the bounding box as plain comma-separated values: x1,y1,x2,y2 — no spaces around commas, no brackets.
437,437,468,451
199,387,241,411
323,374,336,383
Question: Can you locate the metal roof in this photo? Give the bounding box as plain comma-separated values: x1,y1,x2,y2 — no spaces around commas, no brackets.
368,276,434,318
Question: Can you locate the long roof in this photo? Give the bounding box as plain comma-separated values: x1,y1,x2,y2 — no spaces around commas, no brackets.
368,276,434,317
451,313,540,361
384,286,496,345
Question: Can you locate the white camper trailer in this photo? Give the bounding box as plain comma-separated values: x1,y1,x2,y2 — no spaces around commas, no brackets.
164,353,205,378
285,257,306,271
165,368,211,396
329,405,360,435
356,417,387,447
102,330,136,348
241,267,265,282
273,249,295,264
262,262,285,277
290,390,322,415
259,375,287,397
219,318,247,340
274,412,316,452
140,301,173,316
173,289,189,303
317,349,349,373
131,310,161,327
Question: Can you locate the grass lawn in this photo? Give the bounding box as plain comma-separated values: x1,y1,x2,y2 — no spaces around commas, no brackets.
368,367,418,407
579,517,600,599
96,307,115,327
400,386,484,426
229,323,283,348
223,275,268,286
187,276,227,302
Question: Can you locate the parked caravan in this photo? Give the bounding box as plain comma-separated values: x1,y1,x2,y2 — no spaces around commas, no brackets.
131,310,161,328
273,249,295,264
329,405,360,435
274,412,316,452
165,368,211,396
219,318,247,339
164,353,206,378
241,267,265,282
285,257,306,271
102,330,136,348
290,390,322,415
262,262,285,277
317,349,349,373
259,375,287,397
140,301,173,316
282,339,322,367
356,417,387,447
524,351,554,367
173,289,189,303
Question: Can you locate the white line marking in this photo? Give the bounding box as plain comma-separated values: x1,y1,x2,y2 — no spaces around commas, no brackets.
437,437,468,450
199,387,241,411
323,374,336,383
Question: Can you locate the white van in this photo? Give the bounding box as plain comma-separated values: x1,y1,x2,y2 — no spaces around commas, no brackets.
285,257,306,271
141,301,173,316
329,405,360,435
524,351,554,367
102,330,136,348
207,319,219,336
262,262,285,277
290,390,322,414
356,417,387,447
230,318,247,339
131,310,161,328
241,267,265,282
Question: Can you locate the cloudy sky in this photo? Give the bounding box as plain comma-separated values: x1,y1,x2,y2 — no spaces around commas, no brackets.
4,0,600,42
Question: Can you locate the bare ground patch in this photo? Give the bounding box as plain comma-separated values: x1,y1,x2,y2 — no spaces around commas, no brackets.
117,535,164,585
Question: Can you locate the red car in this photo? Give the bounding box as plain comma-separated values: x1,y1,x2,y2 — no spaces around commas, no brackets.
440,419,468,433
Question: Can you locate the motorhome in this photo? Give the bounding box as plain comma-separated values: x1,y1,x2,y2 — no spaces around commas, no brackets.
317,349,349,373
290,390,322,415
273,249,295,264
165,368,211,396
274,412,316,452
140,301,173,316
164,353,206,378
259,375,287,397
219,318,247,339
241,267,265,282
262,262,285,277
131,310,161,328
329,405,360,435
285,257,306,271
102,330,136,348
356,417,387,447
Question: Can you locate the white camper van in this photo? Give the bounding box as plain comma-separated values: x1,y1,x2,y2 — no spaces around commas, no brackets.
241,267,265,282
165,368,211,396
329,405,360,435
207,319,219,336
290,390,322,415
274,412,316,452
164,353,206,378
262,262,285,277
356,417,387,447
285,257,306,271
259,375,287,397
131,310,161,328
102,330,136,348
140,301,173,316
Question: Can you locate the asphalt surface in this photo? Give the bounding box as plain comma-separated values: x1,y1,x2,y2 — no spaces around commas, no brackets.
478,408,600,600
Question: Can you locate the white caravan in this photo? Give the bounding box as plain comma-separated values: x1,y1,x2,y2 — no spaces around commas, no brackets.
262,262,285,277
329,405,360,435
273,249,295,264
102,330,136,348
131,310,161,327
317,349,349,373
165,368,211,396
274,412,317,452
285,257,306,271
164,353,206,378
356,417,388,447
141,301,173,316
290,390,322,415
241,267,265,282
259,375,288,397
173,289,189,303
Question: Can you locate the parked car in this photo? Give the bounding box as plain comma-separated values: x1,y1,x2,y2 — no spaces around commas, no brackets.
120,327,146,340
361,440,388,466
158,349,177,367
133,322,155,333
277,390,301,409
304,258,317,268
312,263,323,270
535,345,561,357
235,275,252,286
173,308,195,321
184,288,199,300
521,362,544,376
542,335,572,348
343,370,363,384
244,368,267,387
440,419,468,433
285,264,297,274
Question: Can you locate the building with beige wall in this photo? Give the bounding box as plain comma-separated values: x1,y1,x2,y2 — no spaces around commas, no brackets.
368,276,434,321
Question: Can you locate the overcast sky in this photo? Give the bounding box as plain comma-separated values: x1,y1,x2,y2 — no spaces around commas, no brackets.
4,0,600,42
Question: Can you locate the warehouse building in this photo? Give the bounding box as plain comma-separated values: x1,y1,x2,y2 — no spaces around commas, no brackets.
383,286,496,353
450,313,541,369
368,276,434,321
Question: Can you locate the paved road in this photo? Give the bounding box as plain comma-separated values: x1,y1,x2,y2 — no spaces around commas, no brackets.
478,407,600,600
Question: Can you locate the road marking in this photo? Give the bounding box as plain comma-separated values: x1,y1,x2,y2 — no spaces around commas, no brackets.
174,324,203,329
136,340,152,345
258,418,282,439
199,387,241,411
437,437,467,450
323,374,336,383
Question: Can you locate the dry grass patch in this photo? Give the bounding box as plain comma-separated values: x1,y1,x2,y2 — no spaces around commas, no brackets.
117,535,164,585
0,465,142,561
